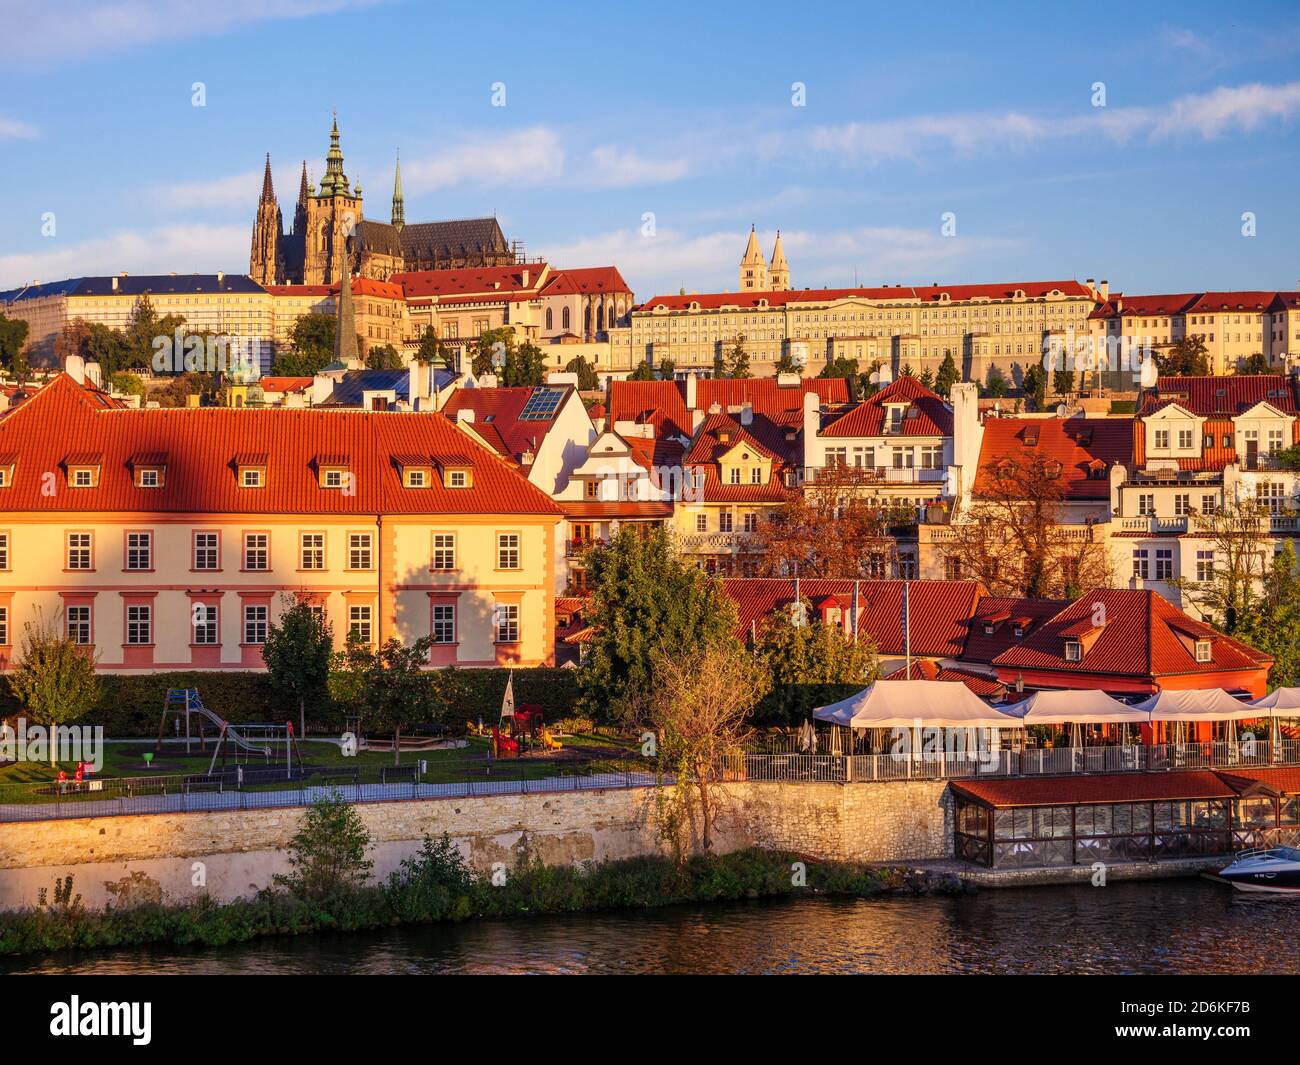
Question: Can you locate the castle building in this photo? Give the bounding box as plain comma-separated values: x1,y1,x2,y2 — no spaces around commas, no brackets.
250,116,518,287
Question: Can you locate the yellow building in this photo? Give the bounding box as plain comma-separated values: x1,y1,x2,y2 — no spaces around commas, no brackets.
0,371,561,673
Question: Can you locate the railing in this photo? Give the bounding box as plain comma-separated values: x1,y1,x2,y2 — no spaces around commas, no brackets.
804,465,945,486
0,756,655,823
734,738,1300,784
565,538,607,558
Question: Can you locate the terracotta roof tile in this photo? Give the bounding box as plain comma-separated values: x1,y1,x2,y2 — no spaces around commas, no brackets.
975,417,1132,501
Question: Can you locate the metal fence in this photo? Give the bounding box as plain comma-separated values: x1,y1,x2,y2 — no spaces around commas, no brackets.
735,738,1300,784
0,757,658,823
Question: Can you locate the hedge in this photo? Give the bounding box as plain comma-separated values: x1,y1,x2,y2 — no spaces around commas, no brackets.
0,667,582,738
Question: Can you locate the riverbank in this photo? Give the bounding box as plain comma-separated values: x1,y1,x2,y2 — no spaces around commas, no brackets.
0,846,967,958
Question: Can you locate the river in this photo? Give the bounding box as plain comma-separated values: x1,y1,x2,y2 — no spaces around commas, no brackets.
4,879,1297,975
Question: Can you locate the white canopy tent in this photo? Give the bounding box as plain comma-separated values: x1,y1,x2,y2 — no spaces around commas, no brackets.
1003,689,1149,725
1133,688,1262,721
812,680,1022,729
1248,687,1300,714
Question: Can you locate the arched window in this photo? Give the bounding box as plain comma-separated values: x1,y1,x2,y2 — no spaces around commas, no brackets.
597,304,605,331
545,308,553,331
562,306,571,331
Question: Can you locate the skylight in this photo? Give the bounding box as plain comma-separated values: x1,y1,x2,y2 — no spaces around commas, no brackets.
519,387,564,421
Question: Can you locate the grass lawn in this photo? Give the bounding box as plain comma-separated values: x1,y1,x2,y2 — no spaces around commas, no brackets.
0,729,641,797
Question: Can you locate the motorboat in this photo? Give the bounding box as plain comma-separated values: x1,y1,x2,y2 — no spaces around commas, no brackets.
1219,846,1300,894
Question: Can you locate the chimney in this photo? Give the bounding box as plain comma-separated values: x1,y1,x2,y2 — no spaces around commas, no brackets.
521,269,530,288
802,390,819,470
111,276,119,292
217,271,225,285
65,354,86,386
685,371,698,410
1085,278,1096,298
456,408,476,426
740,403,753,426
186,393,201,408
1099,280,1109,301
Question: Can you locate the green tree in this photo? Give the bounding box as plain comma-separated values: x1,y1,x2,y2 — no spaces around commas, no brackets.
580,526,740,724
1157,336,1211,377
1053,367,1076,396
274,791,373,901
1238,352,1270,374
109,371,146,398
773,350,799,375
365,344,403,370
470,327,544,386
752,600,879,725
124,294,185,371
416,327,452,368
1022,363,1047,411
984,366,1008,398
565,355,598,391
1234,541,1300,689
0,314,30,376
819,355,859,399
919,367,935,389
278,313,338,376
656,358,675,380
262,595,335,740
7,609,99,766
351,636,440,765
724,334,751,378
899,362,915,378
628,359,656,381
84,322,132,379
934,353,960,397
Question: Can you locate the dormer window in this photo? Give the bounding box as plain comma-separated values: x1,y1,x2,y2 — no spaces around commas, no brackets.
447,469,469,488
396,455,435,488
0,454,17,488
235,453,267,488
1195,639,1212,663
139,469,160,488
406,469,427,488
324,470,344,488
1064,639,1083,662
65,454,102,488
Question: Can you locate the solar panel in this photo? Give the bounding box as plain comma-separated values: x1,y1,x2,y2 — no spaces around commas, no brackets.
519,387,564,421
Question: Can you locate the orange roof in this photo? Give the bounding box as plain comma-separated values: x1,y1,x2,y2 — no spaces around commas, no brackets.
0,373,561,516
974,417,1132,501
884,659,1007,698
259,376,313,394
441,385,575,465
609,377,848,442
265,277,404,301
640,280,1092,312
1139,375,1296,417
540,267,631,297
723,577,986,657
821,376,952,438
991,588,1270,680
394,264,547,300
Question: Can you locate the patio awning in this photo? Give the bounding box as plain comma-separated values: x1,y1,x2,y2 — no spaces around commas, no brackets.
1002,689,1150,725
1247,687,1300,714
812,680,1021,729
1133,688,1263,722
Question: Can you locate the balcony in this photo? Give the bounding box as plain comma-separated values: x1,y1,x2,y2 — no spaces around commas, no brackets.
1118,515,1190,534
677,531,756,553
564,538,607,558
805,464,946,485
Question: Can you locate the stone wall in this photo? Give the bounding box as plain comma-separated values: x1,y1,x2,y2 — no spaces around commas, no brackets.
0,780,953,911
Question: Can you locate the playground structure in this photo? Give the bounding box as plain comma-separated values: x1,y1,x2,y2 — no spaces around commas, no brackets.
157,689,304,778
491,703,562,758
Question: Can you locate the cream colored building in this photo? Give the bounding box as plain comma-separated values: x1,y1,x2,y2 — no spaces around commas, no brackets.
0,370,562,673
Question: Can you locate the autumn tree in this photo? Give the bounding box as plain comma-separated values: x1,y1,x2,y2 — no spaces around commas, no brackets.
942,450,1112,598
647,641,769,857
759,463,906,579
1171,495,1281,633
752,599,879,725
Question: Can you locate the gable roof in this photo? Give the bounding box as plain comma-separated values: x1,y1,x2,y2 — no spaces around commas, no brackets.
441,385,577,464
393,263,546,301
1139,375,1297,417
991,588,1270,680
974,417,1132,500
640,280,1093,312
722,577,987,657
0,373,560,516
540,266,631,297
820,376,952,438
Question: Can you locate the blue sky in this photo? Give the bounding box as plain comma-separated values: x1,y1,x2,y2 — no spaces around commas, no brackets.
2,0,1299,299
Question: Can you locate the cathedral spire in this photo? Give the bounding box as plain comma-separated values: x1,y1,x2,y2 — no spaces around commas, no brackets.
768,229,789,291
739,224,767,291
319,111,350,198
260,153,275,203
297,160,309,207
335,239,358,364
391,150,405,231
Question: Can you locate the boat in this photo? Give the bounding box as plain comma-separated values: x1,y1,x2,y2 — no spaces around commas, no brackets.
1219,847,1300,894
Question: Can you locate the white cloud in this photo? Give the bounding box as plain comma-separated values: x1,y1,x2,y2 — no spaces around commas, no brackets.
536,225,1022,300
0,0,381,65
0,117,38,139
1163,27,1210,53
153,164,301,211
799,80,1300,165
584,146,691,188
0,224,248,289
402,127,565,193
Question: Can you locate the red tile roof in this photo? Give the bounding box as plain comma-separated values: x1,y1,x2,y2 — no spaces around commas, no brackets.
1139,375,1297,417
991,588,1271,680
393,264,548,300
960,595,1071,666
952,771,1238,808
258,376,313,394
558,501,673,519
265,277,404,301
540,266,631,297
1188,291,1279,314
820,376,952,438
722,577,986,657
441,385,576,465
974,417,1132,500
640,280,1093,312
1088,293,1200,319
0,373,561,516
884,659,1007,698
608,377,848,442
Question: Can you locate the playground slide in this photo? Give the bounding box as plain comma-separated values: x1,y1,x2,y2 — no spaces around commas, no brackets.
163,690,273,757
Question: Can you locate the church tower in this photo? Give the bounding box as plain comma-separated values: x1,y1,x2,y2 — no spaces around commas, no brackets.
303,113,365,286
768,230,790,291
740,224,767,291
391,151,405,231
249,153,283,286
